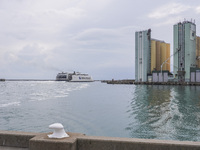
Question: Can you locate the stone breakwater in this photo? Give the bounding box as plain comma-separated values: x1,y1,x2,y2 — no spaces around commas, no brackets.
102,79,134,84
1,130,200,150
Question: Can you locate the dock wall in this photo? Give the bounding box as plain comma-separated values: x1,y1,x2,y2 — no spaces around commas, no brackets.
134,82,200,86
1,130,200,150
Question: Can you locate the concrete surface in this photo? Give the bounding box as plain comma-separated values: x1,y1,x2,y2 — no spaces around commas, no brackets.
0,146,28,150
1,130,200,150
29,132,85,150
0,130,39,148
78,136,200,150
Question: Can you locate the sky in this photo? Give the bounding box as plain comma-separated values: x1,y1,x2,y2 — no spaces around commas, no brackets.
0,0,200,80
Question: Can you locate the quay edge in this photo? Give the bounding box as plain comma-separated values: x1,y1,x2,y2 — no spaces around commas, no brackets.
1,130,200,150
134,82,200,86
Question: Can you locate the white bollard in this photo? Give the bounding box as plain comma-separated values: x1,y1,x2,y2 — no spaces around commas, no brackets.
48,123,69,138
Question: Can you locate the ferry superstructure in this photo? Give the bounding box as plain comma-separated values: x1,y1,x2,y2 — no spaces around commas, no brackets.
70,72,93,82
56,72,70,81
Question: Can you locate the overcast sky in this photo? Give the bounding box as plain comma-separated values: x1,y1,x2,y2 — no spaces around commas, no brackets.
0,0,200,80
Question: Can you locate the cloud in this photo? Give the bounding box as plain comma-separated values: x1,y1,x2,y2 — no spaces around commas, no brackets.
1,0,199,79
152,17,182,27
0,24,135,79
196,6,200,14
51,26,135,66
71,28,124,50
148,3,191,19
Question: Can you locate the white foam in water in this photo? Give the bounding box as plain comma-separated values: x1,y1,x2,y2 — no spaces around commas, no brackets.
55,94,69,98
0,101,21,108
67,89,72,92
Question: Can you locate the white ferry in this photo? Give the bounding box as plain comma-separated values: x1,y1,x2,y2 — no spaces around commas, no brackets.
56,72,93,82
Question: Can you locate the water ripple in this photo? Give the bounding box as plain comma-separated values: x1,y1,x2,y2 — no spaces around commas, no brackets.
126,85,200,141
1,82,200,141
0,81,89,105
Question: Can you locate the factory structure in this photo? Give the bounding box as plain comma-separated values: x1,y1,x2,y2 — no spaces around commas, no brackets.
135,20,200,83
135,29,151,82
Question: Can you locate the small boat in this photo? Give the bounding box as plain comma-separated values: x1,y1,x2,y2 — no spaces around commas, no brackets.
56,72,93,82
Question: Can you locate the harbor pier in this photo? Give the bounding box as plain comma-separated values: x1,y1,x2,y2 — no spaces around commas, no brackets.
134,82,200,86
1,130,200,150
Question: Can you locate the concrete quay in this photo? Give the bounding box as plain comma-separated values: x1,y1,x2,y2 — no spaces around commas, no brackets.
1,130,200,150
134,82,200,86
0,146,28,150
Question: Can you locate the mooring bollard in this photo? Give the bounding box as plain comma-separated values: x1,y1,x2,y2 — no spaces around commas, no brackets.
48,123,69,138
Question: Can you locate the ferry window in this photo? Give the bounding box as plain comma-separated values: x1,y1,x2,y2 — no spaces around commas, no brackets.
60,75,66,78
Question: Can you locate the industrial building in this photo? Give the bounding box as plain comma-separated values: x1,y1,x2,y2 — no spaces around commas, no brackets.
135,29,151,82
196,36,200,68
135,19,200,84
151,39,170,72
173,21,196,82
135,29,171,83
190,36,200,83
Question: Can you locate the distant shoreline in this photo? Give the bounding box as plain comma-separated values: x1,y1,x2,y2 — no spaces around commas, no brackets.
4,79,101,82
4,79,56,81
2,79,136,83
101,79,135,84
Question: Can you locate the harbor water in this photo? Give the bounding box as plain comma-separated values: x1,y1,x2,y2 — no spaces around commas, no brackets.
1,81,200,141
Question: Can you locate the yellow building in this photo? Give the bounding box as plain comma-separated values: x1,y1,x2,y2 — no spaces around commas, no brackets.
166,43,170,71
151,40,156,72
151,39,170,72
160,42,167,70
156,41,161,70
196,36,200,68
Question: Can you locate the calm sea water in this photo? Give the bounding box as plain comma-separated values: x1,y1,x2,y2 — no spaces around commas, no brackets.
1,81,200,141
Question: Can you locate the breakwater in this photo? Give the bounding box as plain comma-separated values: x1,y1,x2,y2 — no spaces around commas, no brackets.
1,130,200,150
102,79,134,84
